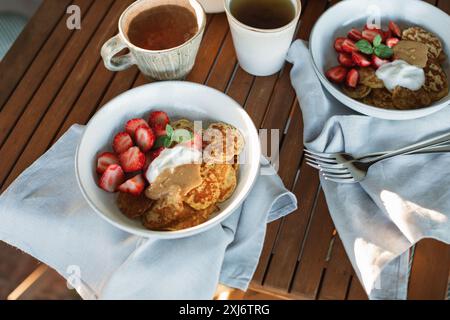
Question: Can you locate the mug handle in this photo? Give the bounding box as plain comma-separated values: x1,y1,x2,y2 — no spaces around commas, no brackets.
101,34,136,71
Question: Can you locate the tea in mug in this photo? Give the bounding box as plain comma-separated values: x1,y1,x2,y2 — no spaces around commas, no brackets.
127,5,198,51
230,0,296,29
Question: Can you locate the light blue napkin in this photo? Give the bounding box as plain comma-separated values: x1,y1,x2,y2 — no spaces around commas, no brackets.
0,124,296,300
287,40,450,300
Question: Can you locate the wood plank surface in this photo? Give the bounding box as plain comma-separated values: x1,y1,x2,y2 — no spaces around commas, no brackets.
0,0,448,301
0,0,73,110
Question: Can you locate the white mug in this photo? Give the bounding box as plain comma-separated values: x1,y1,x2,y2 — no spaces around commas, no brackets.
224,0,302,76
101,0,206,80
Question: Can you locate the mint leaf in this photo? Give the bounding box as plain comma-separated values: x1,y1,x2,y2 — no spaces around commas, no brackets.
356,40,373,55
166,124,174,139
154,135,171,148
374,44,393,58
373,34,382,47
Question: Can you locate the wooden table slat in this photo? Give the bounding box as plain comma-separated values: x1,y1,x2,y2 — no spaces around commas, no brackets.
347,274,369,300
0,0,94,148
408,239,450,300
317,237,353,300
0,0,73,110
290,189,335,298
0,0,126,191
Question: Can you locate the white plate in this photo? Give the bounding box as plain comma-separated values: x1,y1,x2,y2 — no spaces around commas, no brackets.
310,0,450,120
76,81,261,239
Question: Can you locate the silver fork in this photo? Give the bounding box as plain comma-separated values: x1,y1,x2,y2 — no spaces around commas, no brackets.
305,132,450,183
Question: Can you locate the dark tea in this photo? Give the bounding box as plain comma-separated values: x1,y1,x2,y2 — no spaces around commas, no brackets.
230,0,296,30
127,5,198,51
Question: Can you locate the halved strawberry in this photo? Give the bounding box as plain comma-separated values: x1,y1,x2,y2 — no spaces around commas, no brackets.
135,125,155,152
113,132,134,154
334,37,346,53
371,55,390,69
346,69,359,88
125,118,149,136
338,53,355,67
341,39,358,53
148,111,170,128
389,21,401,38
348,28,363,41
99,164,125,193
352,52,371,67
386,37,400,48
325,66,348,84
118,174,146,196
362,29,381,43
97,152,120,174
383,29,392,40
119,146,145,173
152,123,167,137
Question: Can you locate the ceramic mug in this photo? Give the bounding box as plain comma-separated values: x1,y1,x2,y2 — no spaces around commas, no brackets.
224,0,302,76
101,0,206,80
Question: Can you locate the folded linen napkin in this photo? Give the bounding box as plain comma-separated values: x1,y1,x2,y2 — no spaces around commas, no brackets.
0,124,297,300
287,40,450,300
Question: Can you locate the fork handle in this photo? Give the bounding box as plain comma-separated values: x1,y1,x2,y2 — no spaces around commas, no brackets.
369,132,450,162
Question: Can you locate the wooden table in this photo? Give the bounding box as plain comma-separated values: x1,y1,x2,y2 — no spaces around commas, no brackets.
0,0,449,300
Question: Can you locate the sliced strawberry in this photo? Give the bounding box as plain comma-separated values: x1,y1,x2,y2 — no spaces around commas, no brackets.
383,29,392,40
338,53,355,67
352,52,371,67
97,152,120,174
148,111,170,128
386,37,400,48
362,29,381,43
325,66,348,84
334,37,346,53
341,39,358,53
389,21,401,38
135,125,155,152
348,28,363,41
125,118,149,137
99,164,125,193
113,132,134,154
118,174,146,196
152,123,167,137
119,146,145,173
346,69,359,88
371,55,390,69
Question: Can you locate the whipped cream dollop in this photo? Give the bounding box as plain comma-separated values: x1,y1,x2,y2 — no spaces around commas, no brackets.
145,145,202,184
375,60,425,91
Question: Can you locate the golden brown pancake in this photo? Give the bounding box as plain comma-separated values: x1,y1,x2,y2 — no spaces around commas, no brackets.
369,88,396,109
185,165,221,210
402,27,443,60
392,87,432,110
423,60,449,102
117,192,154,219
359,67,385,89
171,119,195,132
341,84,372,99
205,164,237,203
203,123,244,164
165,205,219,231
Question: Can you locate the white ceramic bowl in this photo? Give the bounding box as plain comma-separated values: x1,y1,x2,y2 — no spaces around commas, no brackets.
310,0,450,120
76,81,261,239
